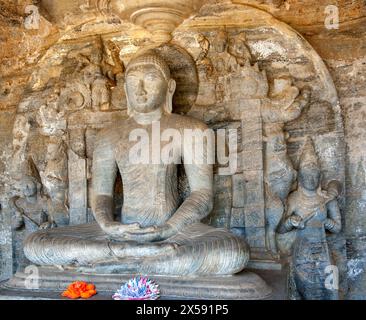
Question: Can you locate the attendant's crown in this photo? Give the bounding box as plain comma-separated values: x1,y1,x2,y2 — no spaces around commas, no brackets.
299,137,319,169
126,50,171,81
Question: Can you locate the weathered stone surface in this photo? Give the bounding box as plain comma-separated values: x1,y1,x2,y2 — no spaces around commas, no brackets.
0,268,272,300
206,174,232,227
232,173,245,208
0,0,364,300
0,207,12,282
68,150,88,225
231,207,245,228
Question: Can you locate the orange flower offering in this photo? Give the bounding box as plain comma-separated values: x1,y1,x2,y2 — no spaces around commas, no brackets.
62,281,97,299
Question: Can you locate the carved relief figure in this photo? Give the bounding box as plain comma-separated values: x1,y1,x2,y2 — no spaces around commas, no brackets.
277,138,342,300
59,82,91,113
23,48,250,276
195,34,216,106
9,175,53,270
228,32,252,70
99,40,127,110
102,40,125,84
212,30,232,73
40,136,69,227
11,176,52,232
30,89,70,227
212,30,233,103
196,34,215,80
11,86,69,230
11,114,30,177
262,79,311,255
196,33,210,63
70,43,111,112
36,89,66,137
91,73,110,111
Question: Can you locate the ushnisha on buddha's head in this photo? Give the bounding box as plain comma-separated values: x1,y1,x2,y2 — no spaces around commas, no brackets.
125,50,176,116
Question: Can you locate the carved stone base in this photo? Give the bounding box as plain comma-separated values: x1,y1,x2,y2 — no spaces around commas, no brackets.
248,249,283,271
0,267,272,300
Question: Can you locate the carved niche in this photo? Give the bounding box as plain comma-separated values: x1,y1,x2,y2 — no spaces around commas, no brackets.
172,1,345,271
7,1,345,283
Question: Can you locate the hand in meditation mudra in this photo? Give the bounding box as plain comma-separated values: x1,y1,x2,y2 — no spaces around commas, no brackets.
24,49,250,276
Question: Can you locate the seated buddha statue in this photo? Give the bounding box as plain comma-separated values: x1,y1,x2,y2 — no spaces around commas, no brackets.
24,49,250,276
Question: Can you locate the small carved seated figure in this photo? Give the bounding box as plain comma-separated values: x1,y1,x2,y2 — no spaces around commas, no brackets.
277,137,342,300
11,176,55,232
24,49,250,276
10,176,55,270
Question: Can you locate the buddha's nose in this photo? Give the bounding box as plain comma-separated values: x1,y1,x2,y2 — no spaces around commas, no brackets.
137,80,147,96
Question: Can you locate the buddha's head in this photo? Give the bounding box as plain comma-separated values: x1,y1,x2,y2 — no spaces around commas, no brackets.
125,50,176,116
298,137,321,191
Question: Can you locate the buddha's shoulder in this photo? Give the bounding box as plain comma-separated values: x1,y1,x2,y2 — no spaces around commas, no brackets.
98,117,135,134
166,114,209,130
95,122,129,145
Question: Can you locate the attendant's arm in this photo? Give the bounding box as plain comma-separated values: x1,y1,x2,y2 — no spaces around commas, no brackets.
277,195,303,234
277,206,295,234
324,199,342,234
281,87,311,122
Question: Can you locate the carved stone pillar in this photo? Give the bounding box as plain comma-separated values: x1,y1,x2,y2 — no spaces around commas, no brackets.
240,99,266,250
68,150,88,225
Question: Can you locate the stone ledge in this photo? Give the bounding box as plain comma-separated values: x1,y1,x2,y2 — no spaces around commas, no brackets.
0,268,272,300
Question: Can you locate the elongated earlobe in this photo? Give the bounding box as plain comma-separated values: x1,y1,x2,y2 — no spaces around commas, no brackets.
125,83,134,117
165,79,176,114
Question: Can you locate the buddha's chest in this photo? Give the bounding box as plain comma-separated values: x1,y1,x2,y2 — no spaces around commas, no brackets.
114,138,179,197
114,127,184,166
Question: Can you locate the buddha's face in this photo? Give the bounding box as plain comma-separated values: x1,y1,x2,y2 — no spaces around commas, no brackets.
126,64,168,114
299,165,321,191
